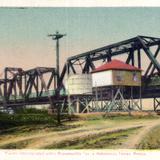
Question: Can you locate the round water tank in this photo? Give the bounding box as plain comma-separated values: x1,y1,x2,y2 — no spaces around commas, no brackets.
66,74,92,95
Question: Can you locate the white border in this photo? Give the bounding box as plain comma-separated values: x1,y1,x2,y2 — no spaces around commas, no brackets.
0,1,160,160
0,0,159,7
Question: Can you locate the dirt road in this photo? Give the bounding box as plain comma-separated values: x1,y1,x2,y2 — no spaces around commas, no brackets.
120,119,160,149
0,118,160,149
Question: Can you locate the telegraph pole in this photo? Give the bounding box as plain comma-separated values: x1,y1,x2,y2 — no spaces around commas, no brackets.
48,31,66,124
48,31,66,88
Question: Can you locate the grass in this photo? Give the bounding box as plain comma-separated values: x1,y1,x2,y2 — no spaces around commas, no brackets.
0,109,159,149
138,125,160,149
14,108,48,114
72,111,158,121
0,108,71,131
0,113,56,129
82,114,158,127
45,127,141,149
0,110,158,136
0,139,33,149
0,123,83,136
0,108,75,136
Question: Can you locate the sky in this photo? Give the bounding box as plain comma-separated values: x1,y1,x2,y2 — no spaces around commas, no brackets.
0,7,160,75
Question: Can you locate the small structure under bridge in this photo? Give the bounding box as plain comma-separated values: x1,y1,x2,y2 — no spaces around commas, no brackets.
0,35,160,113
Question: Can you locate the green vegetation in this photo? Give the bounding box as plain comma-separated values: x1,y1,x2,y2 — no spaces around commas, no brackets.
14,107,48,114
0,112,56,129
72,111,158,121
0,109,157,135
45,127,141,149
0,108,68,132
0,108,83,136
138,125,160,149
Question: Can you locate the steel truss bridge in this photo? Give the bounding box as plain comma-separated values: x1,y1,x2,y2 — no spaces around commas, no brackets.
0,35,160,111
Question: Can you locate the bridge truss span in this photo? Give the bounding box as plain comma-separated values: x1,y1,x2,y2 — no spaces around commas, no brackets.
0,67,59,107
0,35,160,112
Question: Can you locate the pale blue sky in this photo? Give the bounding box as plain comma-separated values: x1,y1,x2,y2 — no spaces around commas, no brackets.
0,7,160,72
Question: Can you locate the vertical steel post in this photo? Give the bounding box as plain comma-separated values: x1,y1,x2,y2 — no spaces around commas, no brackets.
4,68,8,107
76,97,80,113
154,98,156,111
95,84,99,111
24,74,27,98
56,38,59,85
100,88,103,109
36,75,39,97
131,50,134,66
131,86,133,110
139,86,142,110
67,61,72,117
137,49,141,69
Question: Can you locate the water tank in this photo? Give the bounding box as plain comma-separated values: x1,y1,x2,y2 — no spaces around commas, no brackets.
66,74,92,95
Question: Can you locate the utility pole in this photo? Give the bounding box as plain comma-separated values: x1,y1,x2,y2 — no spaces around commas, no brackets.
48,31,66,88
48,31,66,124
